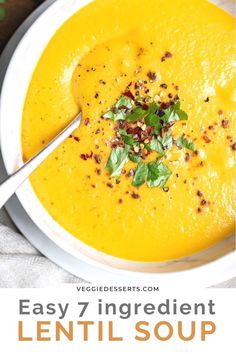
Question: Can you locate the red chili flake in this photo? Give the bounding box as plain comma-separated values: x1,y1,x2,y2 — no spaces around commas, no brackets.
107,182,114,188
163,187,169,192
94,154,102,164
95,168,102,175
69,135,73,138
116,180,121,184
80,151,93,160
168,93,173,99
221,119,229,128
161,51,173,61
118,198,123,204
174,94,179,101
123,90,135,101
159,101,172,110
91,184,96,188
127,169,135,177
232,142,236,151
94,93,99,99
197,207,202,214
84,118,90,126
147,71,157,81
74,136,80,142
137,47,144,56
165,51,172,58
99,79,106,85
204,97,209,103
95,128,101,134
197,190,203,197
80,154,87,161
202,135,211,143
160,83,168,89
185,153,190,162
131,192,140,199
193,150,199,156
208,125,214,130
161,128,165,138
201,199,207,206
142,104,149,111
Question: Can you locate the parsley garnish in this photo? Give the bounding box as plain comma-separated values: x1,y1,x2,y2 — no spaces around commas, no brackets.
118,130,135,146
126,107,147,123
105,146,130,177
102,83,194,189
133,160,172,188
128,154,141,163
149,134,173,155
162,101,188,124
147,161,172,188
132,162,148,187
103,96,133,121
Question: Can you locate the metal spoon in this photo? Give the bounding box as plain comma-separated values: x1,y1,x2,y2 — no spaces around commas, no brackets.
0,112,82,209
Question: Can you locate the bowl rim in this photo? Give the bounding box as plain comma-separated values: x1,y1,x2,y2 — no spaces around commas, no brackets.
0,0,235,285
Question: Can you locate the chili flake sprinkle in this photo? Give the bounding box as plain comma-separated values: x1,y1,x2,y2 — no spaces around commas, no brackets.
131,192,140,199
161,51,173,62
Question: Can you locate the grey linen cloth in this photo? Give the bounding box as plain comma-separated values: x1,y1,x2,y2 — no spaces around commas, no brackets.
0,208,81,287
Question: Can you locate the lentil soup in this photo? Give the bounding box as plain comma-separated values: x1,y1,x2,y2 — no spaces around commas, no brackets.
22,0,236,262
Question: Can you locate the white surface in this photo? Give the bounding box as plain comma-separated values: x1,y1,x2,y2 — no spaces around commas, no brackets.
0,0,235,287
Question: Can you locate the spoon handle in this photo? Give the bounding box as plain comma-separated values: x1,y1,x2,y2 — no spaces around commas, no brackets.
0,113,81,209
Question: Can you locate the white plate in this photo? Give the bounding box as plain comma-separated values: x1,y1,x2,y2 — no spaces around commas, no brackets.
0,0,235,287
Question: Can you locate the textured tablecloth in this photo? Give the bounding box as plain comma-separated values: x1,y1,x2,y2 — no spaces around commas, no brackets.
0,0,235,288
0,208,82,286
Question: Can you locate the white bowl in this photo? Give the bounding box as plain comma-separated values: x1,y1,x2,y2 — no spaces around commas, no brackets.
0,0,235,286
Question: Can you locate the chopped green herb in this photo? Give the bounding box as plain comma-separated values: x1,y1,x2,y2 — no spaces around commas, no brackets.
162,133,173,149
132,162,148,187
148,101,159,114
162,101,188,124
118,129,135,146
103,96,133,121
103,109,127,121
145,113,161,127
128,154,141,163
152,126,162,135
147,161,172,188
176,136,195,151
105,146,130,177
115,96,133,109
149,134,173,155
149,138,165,155
103,84,191,189
126,107,146,122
